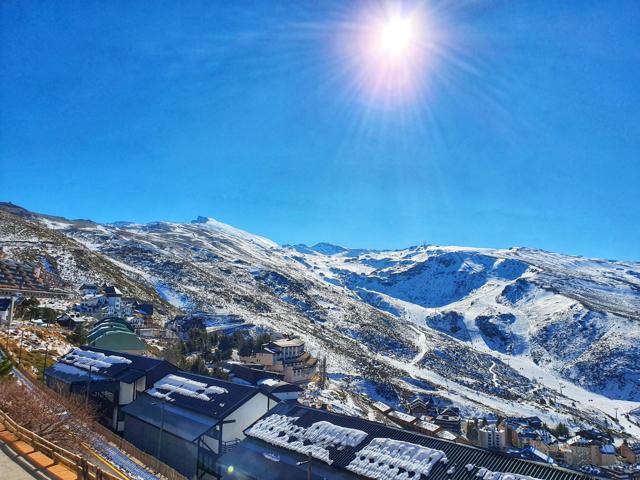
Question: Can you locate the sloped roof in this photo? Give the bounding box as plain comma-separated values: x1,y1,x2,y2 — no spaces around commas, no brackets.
227,362,284,385
143,371,264,420
122,394,218,441
222,402,588,480
51,346,175,384
93,316,134,332
91,330,148,352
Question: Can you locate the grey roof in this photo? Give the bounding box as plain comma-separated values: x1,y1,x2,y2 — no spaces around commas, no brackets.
121,394,217,441
218,402,589,480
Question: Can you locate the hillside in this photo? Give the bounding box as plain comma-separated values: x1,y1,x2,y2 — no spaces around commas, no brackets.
1,203,638,439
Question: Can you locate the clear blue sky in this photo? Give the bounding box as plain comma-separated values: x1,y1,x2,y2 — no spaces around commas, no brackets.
1,1,639,260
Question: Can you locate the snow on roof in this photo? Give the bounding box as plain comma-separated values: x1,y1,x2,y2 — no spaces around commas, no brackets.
388,410,417,424
62,348,131,372
417,420,440,432
346,437,447,479
147,374,228,402
600,444,615,454
246,414,367,465
436,430,457,441
372,401,391,413
476,467,544,480
258,378,280,387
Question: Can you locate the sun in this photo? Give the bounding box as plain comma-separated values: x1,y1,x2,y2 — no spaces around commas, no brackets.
378,15,416,60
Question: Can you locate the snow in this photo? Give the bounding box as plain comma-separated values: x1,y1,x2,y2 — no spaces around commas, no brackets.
246,414,367,465
191,216,278,249
148,374,228,402
155,281,190,309
346,438,447,479
61,348,131,372
388,410,417,424
372,401,391,413
473,467,543,480
257,378,280,387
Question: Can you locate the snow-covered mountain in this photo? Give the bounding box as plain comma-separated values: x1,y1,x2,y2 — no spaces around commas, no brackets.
1,203,639,439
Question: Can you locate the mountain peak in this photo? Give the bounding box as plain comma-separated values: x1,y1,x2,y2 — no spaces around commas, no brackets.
190,216,278,249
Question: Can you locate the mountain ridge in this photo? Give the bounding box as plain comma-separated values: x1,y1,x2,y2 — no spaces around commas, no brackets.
1,202,638,439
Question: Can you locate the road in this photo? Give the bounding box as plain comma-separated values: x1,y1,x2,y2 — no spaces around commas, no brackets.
9,364,160,480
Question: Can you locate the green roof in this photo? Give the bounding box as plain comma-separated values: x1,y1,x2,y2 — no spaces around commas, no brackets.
90,331,147,353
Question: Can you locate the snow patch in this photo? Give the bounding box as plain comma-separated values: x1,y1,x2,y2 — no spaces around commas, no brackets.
61,348,131,372
148,374,228,402
346,437,447,479
246,414,367,465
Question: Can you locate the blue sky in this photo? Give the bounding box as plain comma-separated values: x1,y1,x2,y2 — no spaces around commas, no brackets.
1,1,639,260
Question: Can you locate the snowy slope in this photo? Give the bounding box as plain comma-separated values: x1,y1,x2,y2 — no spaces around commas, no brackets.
1,204,638,439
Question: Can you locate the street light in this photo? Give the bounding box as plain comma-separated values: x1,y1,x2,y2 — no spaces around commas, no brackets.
17,329,24,365
151,396,168,465
296,452,312,480
85,365,93,407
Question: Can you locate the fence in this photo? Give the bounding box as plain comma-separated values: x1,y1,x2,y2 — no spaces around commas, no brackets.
92,421,187,480
0,408,121,480
2,344,187,480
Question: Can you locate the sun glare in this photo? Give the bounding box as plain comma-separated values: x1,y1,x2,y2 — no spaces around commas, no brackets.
378,15,415,60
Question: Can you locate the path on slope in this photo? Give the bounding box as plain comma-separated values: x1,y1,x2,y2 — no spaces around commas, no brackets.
11,366,160,480
409,325,427,366
0,444,38,480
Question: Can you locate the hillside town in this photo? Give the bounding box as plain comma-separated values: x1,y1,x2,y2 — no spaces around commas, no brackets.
0,255,639,480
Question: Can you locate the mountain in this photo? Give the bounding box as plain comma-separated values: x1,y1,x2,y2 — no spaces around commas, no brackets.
1,203,638,439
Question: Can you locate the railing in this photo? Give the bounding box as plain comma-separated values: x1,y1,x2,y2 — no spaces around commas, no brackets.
92,422,187,480
0,409,121,480
221,439,241,454
2,345,187,480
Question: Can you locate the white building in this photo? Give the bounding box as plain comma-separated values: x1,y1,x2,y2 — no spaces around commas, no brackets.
478,424,506,450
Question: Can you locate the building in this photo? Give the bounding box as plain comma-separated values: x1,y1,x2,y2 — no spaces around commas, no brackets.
621,441,640,464
372,401,392,415
0,259,71,298
79,283,100,296
0,297,12,324
478,424,506,450
131,301,154,328
407,395,438,417
562,434,618,467
217,402,589,480
56,313,87,329
256,378,303,401
241,335,317,384
103,285,123,313
508,445,555,464
433,408,462,434
44,347,176,431
87,316,148,354
169,312,253,340
121,372,279,479
226,361,284,385
388,410,418,427
225,361,302,401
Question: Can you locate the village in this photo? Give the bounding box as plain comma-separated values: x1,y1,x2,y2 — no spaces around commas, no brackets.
1,254,639,480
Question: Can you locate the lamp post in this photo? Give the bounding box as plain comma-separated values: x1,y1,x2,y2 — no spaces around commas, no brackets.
153,396,167,464
42,345,49,381
296,452,312,480
17,329,24,365
85,366,93,407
